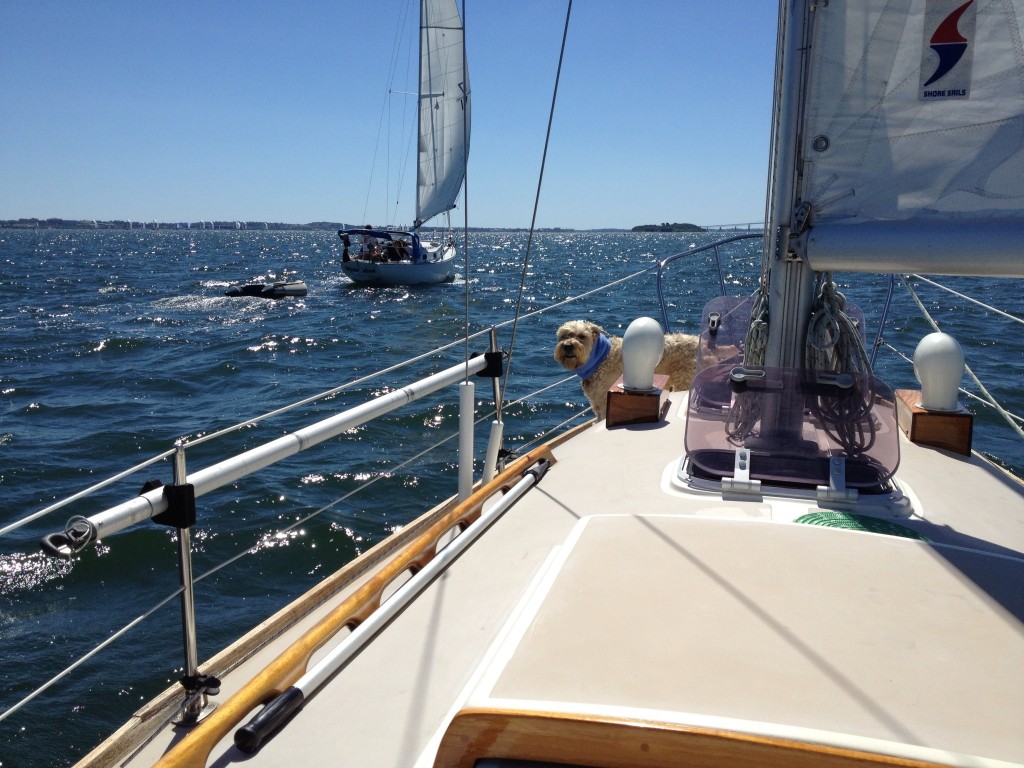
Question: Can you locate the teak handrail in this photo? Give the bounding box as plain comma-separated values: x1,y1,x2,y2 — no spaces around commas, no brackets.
152,446,555,768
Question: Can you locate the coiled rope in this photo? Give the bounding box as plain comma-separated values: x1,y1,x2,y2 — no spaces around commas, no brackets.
805,272,875,455
727,278,770,444
806,272,871,374
728,271,874,448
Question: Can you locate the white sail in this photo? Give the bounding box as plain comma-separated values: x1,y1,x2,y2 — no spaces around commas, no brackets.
415,0,470,227
797,0,1024,276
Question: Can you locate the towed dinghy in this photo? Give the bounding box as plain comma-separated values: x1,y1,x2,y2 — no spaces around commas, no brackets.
225,280,307,299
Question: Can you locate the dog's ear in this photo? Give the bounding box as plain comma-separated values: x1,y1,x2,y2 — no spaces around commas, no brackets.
585,322,605,338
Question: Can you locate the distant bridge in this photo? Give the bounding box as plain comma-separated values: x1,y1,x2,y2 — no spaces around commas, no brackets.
700,222,764,232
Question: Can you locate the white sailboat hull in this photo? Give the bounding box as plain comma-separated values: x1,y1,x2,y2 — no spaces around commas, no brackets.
342,243,456,286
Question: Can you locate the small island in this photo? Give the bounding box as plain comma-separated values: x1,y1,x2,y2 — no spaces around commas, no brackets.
631,222,705,233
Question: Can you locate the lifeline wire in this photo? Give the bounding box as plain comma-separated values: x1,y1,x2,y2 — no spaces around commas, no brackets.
911,274,1024,325
880,341,1024,428
0,586,185,724
1,370,592,725
0,450,173,538
5,263,653,539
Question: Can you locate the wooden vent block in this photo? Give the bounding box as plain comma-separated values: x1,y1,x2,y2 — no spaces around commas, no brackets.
895,389,973,456
606,374,669,427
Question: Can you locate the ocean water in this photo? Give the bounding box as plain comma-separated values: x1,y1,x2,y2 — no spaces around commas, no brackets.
1,228,1021,766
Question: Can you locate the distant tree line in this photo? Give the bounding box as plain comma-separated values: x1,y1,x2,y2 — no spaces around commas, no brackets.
631,222,705,233
0,219,585,232
2,217,705,232
0,218,350,230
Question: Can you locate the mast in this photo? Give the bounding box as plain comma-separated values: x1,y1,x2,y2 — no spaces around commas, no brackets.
415,0,426,230
764,0,817,372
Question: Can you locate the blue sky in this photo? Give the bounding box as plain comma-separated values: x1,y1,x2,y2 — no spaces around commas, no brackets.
0,1,778,229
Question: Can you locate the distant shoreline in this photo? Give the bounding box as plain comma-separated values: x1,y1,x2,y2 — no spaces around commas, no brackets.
0,218,617,232
0,218,724,233
0,219,374,231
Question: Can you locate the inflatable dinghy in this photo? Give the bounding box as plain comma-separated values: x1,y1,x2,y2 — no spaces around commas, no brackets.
225,281,307,299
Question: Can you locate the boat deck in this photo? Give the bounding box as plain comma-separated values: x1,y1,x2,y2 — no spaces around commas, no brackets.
104,391,1024,768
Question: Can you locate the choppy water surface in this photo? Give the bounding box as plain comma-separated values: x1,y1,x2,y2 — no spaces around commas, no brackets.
1,228,1021,766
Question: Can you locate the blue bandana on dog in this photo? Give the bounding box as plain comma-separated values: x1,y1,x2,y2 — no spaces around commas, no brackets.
575,332,611,381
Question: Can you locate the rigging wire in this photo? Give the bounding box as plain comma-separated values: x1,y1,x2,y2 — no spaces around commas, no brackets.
4,262,656,539
746,0,789,364
900,275,1024,442
0,584,185,724
361,0,417,226
880,341,1024,428
0,371,594,724
462,0,472,379
386,0,418,227
499,0,573,410
910,274,1024,326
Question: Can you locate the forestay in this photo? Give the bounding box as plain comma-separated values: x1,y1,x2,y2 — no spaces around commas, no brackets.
795,0,1024,276
416,0,470,227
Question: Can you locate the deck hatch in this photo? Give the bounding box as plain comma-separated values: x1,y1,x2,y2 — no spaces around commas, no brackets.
684,365,899,492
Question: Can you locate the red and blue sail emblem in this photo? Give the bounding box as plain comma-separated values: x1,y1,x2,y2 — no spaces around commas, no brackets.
923,0,974,86
920,0,977,99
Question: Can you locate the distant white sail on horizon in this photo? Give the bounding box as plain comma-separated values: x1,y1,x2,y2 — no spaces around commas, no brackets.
415,0,470,227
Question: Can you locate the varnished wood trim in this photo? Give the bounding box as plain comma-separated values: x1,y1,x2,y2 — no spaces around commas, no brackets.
434,709,949,768
149,447,555,768
76,480,467,768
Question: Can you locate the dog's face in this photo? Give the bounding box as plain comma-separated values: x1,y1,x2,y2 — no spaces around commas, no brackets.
554,320,605,371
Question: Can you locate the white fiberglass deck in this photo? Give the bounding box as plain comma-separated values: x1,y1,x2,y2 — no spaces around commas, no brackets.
116,391,1024,768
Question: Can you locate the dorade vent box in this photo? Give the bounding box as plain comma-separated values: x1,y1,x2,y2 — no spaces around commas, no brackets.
606,374,669,427
895,389,973,456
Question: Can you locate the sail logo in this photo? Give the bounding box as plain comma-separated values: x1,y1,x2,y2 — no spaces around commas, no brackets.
920,0,976,100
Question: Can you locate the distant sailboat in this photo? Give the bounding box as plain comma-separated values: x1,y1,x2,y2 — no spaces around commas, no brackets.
339,0,469,286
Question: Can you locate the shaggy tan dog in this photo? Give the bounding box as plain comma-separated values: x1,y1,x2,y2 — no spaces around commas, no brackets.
554,320,700,420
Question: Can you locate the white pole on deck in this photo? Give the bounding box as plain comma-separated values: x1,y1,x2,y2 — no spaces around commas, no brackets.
458,380,475,500
483,420,504,483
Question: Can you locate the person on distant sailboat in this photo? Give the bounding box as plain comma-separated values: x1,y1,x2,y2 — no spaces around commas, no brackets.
363,227,379,261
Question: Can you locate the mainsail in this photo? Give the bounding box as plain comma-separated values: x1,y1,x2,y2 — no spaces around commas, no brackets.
792,0,1024,276
415,0,470,227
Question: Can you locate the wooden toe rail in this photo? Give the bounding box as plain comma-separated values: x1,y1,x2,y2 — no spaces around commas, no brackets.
152,446,555,768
